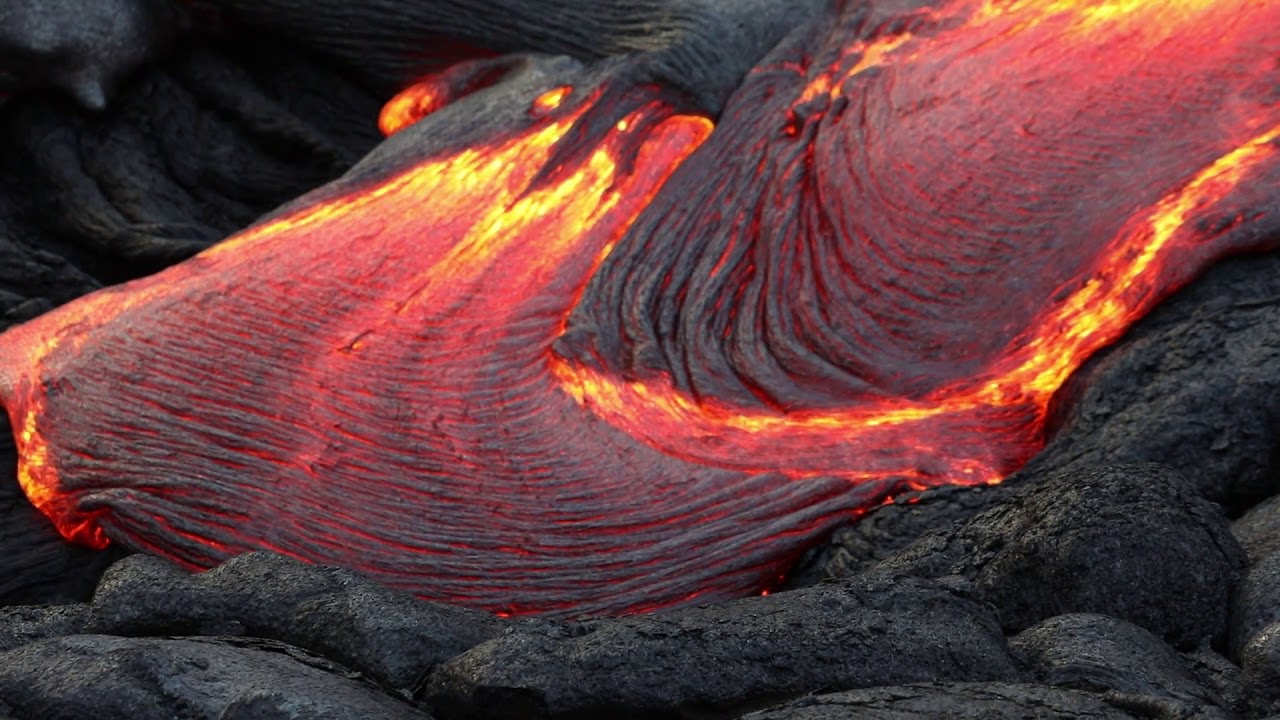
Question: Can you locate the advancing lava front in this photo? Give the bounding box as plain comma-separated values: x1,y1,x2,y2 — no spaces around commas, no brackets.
1,0,1278,615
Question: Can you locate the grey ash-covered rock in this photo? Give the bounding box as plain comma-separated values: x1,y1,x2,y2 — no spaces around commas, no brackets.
1231,549,1280,659
1232,496,1280,653
1233,494,1280,562
1243,623,1280,718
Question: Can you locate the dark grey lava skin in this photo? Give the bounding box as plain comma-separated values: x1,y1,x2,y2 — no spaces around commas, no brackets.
0,0,186,110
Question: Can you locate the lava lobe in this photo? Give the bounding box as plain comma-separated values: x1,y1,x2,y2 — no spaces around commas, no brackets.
1,0,1278,615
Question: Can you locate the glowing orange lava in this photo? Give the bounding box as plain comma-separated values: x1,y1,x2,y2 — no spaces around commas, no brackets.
551,124,1280,481
0,0,1276,615
378,79,447,135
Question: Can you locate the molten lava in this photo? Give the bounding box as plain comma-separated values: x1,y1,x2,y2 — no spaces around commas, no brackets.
1,0,1278,615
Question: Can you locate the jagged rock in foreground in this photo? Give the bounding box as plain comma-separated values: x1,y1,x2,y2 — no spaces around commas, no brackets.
1232,494,1280,669
0,538,1254,720
786,482,1012,588
85,552,505,693
737,683,1155,720
0,603,88,654
1010,614,1237,718
1243,622,1280,717
870,464,1243,648
0,635,430,720
1234,494,1280,562
423,575,1019,719
1235,497,1280,717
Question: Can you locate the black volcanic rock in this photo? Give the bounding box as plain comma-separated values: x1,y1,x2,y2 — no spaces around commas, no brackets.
423,575,1019,719
1182,647,1247,719
0,31,383,288
873,464,1244,648
86,553,505,692
1031,253,1280,511
1011,614,1236,717
206,0,823,114
1235,494,1280,562
738,683,1153,719
0,603,88,653
1232,552,1280,659
0,0,186,110
787,482,1013,588
1242,622,1280,717
0,635,429,720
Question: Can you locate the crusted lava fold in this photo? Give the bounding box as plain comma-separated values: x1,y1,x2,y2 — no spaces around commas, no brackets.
1,0,1279,616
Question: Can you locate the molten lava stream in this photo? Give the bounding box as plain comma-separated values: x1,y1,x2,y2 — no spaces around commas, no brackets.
559,0,1280,475
1,0,1279,616
3,80,867,615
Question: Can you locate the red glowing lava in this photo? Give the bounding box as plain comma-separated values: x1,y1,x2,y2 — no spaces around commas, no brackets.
1,0,1277,615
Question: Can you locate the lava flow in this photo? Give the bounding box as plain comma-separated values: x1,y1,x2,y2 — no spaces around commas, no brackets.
2,0,1279,616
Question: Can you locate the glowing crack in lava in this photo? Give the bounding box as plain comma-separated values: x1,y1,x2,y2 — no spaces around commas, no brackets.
1,0,1278,616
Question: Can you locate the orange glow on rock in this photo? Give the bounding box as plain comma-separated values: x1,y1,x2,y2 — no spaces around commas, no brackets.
378,78,447,136
532,86,572,115
15,406,107,550
0,0,1277,616
378,57,540,136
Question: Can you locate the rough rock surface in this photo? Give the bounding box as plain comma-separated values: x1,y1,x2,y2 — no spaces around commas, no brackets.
0,603,88,653
737,683,1149,720
423,575,1019,719
86,553,505,692
1242,622,1280,718
872,464,1243,648
1010,614,1235,718
1181,647,1247,719
1230,476,1280,716
0,0,187,110
1029,253,1280,512
787,482,1013,588
1233,552,1280,657
1236,494,1280,562
0,635,430,720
